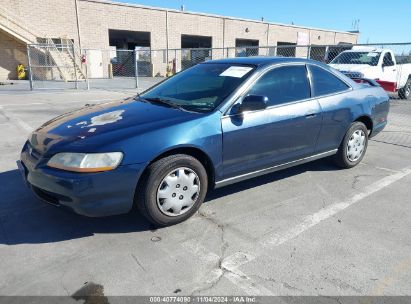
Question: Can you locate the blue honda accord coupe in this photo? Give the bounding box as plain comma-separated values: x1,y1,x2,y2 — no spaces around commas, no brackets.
18,57,390,226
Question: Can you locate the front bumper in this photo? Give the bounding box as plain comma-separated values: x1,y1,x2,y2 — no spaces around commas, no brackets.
18,143,147,217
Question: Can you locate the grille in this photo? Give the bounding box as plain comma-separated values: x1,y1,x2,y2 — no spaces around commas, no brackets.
31,186,60,206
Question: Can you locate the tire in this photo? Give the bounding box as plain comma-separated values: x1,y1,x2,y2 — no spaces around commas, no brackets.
398,78,411,100
334,122,368,169
135,154,208,227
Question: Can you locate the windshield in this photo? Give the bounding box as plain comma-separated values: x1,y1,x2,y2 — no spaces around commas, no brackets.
331,51,381,66
140,63,256,112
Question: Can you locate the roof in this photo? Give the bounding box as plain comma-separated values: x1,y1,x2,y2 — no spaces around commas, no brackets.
82,0,358,35
350,46,385,52
203,56,314,67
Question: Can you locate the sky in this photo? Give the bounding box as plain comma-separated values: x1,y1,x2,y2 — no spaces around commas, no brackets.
114,0,410,44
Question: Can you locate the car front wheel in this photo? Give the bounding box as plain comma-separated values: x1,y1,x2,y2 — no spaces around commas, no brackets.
136,154,208,226
334,121,368,169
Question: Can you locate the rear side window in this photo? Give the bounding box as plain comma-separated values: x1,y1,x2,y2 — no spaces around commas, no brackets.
309,65,350,97
247,65,311,106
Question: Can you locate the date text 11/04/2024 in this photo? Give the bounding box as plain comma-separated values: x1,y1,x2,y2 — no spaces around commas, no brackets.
149,296,257,303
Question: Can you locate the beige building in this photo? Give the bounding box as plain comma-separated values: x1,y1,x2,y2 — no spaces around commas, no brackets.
0,0,359,80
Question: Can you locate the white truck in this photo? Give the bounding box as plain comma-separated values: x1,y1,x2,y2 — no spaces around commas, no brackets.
329,47,411,99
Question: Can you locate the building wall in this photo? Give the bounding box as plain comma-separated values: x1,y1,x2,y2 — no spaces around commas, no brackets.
224,19,269,47
335,32,359,44
0,0,359,79
78,0,168,49
167,11,224,50
1,0,358,49
309,29,337,45
1,0,80,45
0,31,28,80
167,11,224,72
268,24,299,45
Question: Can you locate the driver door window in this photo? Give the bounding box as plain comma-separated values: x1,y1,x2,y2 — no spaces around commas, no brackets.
383,53,394,66
222,64,322,179
246,65,311,107
380,52,397,83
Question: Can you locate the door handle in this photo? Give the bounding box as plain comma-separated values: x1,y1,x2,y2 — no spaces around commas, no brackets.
305,113,317,119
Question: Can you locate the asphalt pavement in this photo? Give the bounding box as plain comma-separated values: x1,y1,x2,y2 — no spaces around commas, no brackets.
0,86,410,297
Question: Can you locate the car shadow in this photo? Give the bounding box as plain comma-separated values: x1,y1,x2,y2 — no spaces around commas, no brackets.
0,158,339,245
0,169,155,245
206,157,339,200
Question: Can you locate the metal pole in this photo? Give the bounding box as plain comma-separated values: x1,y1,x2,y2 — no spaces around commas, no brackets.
26,44,34,90
74,0,82,49
325,46,330,62
134,47,139,89
85,49,90,90
165,10,169,65
307,46,311,59
73,44,78,89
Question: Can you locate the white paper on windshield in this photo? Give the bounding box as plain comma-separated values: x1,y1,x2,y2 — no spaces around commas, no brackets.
220,66,253,78
367,52,379,57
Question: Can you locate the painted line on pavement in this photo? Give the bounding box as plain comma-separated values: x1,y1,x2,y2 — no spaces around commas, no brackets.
0,106,33,133
190,168,411,295
262,167,411,247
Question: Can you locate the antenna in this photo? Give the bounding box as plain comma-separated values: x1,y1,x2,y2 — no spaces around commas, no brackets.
351,19,360,31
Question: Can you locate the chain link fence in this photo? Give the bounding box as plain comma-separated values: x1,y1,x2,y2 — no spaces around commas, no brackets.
24,43,411,93
83,47,166,90
26,40,88,90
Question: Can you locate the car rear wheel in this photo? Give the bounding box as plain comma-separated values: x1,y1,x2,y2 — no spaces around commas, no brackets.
135,154,208,226
334,122,368,169
399,78,411,100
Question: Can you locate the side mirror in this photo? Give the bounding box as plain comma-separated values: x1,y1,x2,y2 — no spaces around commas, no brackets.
238,95,268,113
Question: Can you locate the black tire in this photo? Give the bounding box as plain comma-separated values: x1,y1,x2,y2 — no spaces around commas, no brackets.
398,78,411,100
135,154,208,227
334,122,368,169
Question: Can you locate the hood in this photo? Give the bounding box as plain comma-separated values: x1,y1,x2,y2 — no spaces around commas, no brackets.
330,64,378,78
29,98,201,155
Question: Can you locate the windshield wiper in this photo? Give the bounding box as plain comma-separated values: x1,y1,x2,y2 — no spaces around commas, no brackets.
142,97,185,111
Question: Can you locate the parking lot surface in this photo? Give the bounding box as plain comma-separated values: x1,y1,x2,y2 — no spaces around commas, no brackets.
0,87,410,297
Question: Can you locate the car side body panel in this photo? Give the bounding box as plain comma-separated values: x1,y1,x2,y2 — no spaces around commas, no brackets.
315,86,389,153
221,99,323,179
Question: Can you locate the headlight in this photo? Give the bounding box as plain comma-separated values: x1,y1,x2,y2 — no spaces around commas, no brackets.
47,152,123,172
